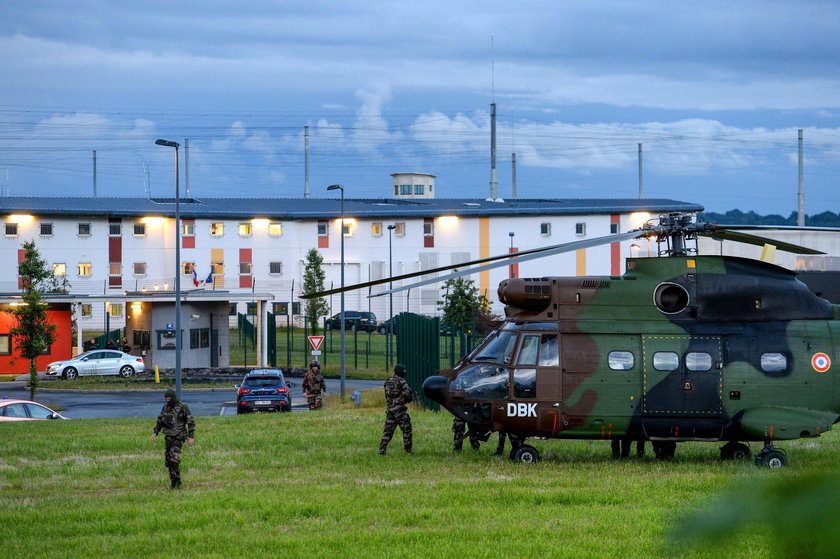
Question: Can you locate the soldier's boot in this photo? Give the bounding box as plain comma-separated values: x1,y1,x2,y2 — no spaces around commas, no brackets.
404,447,413,454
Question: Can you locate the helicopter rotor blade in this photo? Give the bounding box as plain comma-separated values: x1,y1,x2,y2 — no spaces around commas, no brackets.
300,229,647,299
701,228,825,255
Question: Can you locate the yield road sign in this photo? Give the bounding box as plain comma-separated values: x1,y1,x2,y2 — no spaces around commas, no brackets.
307,336,325,351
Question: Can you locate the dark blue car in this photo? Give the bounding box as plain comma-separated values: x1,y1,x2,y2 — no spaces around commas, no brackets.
236,369,292,414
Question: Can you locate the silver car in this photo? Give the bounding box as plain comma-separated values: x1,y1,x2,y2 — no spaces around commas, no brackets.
46,350,146,380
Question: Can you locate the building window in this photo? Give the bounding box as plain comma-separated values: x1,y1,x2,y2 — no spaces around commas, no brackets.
157,330,178,350
394,222,406,236
40,223,53,236
610,223,620,234
239,262,252,274
4,223,18,237
182,262,195,275
400,184,412,195
414,184,424,195
575,223,586,236
239,223,252,237
540,222,551,236
78,223,91,236
109,263,121,276
210,222,224,236
133,262,147,276
371,223,383,236
423,221,434,236
109,223,121,236
212,262,224,275
78,263,92,277
133,223,146,237
342,221,353,237
182,222,195,236
394,185,399,196
0,334,10,355
246,303,257,315
273,302,289,315
81,304,92,317
190,328,210,349
53,263,66,276
109,303,123,318
269,262,283,275
317,221,328,236
228,303,237,316
269,222,283,237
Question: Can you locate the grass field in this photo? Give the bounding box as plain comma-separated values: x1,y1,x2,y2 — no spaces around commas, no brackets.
2,402,839,559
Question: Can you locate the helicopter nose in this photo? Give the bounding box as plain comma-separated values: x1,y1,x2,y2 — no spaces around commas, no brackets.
423,375,448,404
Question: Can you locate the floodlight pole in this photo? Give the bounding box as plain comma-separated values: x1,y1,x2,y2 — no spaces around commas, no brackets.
387,224,396,368
155,138,182,399
327,184,346,399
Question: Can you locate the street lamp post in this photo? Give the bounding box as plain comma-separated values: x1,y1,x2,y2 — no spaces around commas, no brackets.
327,184,346,399
509,231,515,278
387,224,396,368
155,138,182,399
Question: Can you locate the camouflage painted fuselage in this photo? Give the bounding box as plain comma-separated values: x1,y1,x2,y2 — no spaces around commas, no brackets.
425,255,840,445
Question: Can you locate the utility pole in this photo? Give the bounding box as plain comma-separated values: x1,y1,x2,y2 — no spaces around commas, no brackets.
638,143,644,199
797,129,804,226
304,126,311,199
185,139,191,198
511,151,517,199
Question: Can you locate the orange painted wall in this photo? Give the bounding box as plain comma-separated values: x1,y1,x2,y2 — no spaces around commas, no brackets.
0,308,73,375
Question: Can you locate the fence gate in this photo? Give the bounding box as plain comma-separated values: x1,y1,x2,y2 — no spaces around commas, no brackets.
395,312,440,411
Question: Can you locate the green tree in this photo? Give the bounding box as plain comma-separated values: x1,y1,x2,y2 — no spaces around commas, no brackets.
437,277,491,333
9,241,57,400
302,248,329,334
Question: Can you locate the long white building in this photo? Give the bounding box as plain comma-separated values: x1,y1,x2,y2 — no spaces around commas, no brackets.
0,174,702,330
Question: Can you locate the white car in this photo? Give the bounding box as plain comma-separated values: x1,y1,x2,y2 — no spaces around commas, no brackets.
0,399,67,421
46,350,145,380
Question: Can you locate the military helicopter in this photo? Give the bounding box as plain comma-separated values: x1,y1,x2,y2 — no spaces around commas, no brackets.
305,212,840,468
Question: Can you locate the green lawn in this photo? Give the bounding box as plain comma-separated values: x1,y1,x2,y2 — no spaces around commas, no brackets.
2,406,839,558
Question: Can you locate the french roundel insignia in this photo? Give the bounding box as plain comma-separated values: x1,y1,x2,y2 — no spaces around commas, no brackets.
811,353,831,373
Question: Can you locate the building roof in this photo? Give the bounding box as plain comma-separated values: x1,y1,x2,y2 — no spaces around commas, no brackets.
0,196,703,220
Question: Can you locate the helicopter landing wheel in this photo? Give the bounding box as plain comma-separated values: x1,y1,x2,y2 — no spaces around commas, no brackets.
510,444,540,464
755,446,788,469
720,441,751,461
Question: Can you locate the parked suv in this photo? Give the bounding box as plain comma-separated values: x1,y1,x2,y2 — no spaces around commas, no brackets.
235,369,292,414
325,311,377,332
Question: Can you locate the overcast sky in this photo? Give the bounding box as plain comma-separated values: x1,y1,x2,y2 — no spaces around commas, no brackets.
1,1,839,215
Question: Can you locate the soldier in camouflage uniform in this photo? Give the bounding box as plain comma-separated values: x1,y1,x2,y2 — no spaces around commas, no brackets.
378,364,413,455
151,389,195,489
452,418,480,452
302,360,326,410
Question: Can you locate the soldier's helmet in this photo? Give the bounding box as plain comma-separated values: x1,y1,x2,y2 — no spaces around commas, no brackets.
394,364,407,377
309,360,320,369
164,388,177,400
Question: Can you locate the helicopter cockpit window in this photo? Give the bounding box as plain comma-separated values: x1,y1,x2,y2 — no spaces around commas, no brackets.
608,351,635,370
517,335,540,365
538,334,559,366
472,331,517,364
513,369,536,398
760,353,788,373
685,352,712,372
653,351,679,371
450,364,509,400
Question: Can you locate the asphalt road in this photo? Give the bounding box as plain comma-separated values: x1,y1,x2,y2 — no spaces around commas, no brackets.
0,378,383,419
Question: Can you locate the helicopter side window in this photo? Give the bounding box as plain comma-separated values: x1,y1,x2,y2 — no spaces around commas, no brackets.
513,369,537,398
450,364,508,400
760,353,788,373
608,351,635,371
685,352,712,372
473,331,517,364
517,335,540,365
538,334,559,366
653,351,679,371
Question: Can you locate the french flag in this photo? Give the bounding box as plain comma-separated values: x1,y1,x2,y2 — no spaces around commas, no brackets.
192,268,199,287
204,272,213,285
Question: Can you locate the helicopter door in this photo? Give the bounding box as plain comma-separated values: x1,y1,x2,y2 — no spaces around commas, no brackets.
641,336,724,438
503,333,562,436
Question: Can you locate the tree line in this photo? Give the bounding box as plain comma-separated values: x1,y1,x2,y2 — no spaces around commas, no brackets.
699,210,840,227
